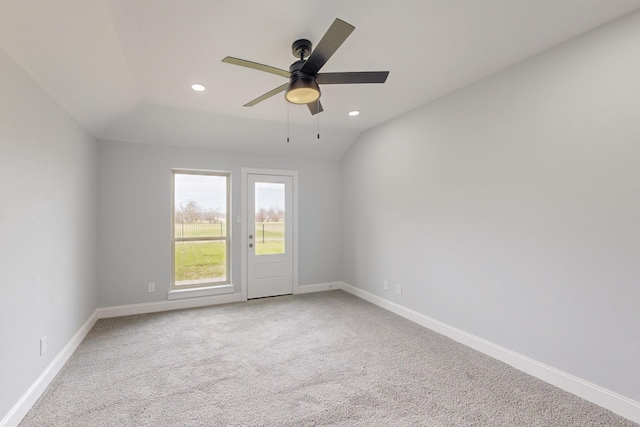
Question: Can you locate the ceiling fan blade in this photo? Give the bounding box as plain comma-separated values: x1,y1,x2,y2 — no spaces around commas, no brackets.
243,83,289,107
301,18,355,76
222,56,291,78
307,100,324,115
316,71,389,85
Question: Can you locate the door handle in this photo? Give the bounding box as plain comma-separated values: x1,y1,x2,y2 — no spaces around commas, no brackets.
249,243,254,248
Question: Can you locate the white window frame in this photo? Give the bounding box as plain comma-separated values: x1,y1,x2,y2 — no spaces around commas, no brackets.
170,169,232,296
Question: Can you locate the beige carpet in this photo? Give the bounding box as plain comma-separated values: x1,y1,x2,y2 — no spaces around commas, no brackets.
20,290,636,426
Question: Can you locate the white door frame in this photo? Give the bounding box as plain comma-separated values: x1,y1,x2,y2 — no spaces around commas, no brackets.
241,168,298,301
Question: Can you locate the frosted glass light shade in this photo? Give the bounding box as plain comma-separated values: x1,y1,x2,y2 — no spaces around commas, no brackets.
285,78,320,104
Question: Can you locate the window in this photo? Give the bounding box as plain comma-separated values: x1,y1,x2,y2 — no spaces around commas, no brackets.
172,169,230,290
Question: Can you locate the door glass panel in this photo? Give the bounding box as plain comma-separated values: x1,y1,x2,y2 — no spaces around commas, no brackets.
254,182,285,255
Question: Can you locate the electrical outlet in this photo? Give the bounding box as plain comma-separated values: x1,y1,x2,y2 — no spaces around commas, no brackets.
383,280,389,291
396,284,402,295
40,336,47,355
148,282,155,292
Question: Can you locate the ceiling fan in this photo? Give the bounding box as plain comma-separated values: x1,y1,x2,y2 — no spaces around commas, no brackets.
222,18,389,115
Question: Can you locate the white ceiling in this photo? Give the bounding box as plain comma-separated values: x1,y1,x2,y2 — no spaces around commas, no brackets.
2,0,640,159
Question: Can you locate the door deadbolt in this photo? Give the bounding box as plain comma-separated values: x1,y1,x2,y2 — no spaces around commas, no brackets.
249,235,253,239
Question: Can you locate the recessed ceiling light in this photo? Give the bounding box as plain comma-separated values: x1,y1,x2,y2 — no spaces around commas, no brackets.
191,84,206,92
348,110,360,116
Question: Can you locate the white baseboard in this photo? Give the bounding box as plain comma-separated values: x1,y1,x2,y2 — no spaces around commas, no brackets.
337,281,640,424
2,291,243,427
96,292,243,319
297,281,342,294
7,284,638,426
1,310,99,427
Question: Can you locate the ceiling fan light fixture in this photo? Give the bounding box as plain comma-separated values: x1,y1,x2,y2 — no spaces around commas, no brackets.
222,18,388,115
285,77,320,104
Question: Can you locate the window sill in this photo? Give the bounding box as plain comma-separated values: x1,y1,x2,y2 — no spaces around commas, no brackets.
168,284,235,300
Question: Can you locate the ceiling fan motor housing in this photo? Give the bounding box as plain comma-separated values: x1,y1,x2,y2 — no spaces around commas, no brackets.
292,39,312,59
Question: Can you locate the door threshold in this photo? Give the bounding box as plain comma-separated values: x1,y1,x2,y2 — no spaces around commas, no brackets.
247,293,293,301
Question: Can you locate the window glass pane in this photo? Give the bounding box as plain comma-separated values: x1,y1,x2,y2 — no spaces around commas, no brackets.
254,182,285,255
172,170,229,289
174,174,227,238
174,241,227,286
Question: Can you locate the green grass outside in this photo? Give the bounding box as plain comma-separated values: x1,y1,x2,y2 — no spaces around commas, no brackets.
174,222,284,239
175,241,226,282
254,222,284,254
174,222,285,283
254,222,284,240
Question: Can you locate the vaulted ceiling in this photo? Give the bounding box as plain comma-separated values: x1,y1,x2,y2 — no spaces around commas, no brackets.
2,0,639,159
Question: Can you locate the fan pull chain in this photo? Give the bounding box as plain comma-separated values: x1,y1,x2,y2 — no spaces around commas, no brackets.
287,102,290,143
317,100,320,140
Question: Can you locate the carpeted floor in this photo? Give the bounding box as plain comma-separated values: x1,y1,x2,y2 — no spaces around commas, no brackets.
20,290,637,426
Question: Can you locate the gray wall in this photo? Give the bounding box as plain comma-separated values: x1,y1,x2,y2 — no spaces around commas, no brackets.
4,8,640,422
97,141,342,307
0,48,98,418
342,11,640,401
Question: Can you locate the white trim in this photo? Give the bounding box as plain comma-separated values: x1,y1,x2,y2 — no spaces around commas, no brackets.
97,292,242,319
241,168,299,300
292,173,299,296
1,310,99,427
338,281,640,424
168,284,234,300
3,280,335,425
7,283,639,426
297,282,342,294
240,170,248,301
2,291,243,427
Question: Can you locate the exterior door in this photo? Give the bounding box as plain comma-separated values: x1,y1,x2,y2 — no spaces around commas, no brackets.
247,174,294,299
